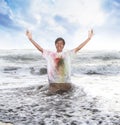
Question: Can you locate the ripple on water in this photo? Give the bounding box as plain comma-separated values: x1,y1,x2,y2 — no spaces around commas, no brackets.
0,85,120,125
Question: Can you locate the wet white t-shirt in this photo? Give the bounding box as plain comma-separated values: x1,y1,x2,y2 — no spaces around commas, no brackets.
42,49,75,83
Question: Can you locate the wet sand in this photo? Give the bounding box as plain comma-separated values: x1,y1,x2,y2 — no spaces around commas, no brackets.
0,85,120,125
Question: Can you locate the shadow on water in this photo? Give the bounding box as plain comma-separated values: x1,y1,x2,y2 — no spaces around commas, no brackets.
0,85,120,125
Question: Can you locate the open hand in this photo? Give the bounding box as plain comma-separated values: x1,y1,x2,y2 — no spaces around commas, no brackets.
88,29,94,39
26,30,32,40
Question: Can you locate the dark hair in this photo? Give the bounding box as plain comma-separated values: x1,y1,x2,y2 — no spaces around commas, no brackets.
55,37,65,45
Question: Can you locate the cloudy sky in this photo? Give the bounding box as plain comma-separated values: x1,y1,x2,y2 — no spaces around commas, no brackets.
0,0,120,50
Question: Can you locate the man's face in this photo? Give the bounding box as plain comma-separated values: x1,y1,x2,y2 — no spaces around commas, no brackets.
55,40,65,52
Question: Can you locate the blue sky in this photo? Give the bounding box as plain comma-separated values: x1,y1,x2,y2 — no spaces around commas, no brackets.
0,0,120,50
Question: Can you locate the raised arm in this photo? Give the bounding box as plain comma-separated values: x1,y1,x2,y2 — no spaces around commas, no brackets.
74,29,94,53
26,30,43,53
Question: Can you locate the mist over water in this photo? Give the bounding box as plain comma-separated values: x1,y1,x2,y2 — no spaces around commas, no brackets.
0,49,120,125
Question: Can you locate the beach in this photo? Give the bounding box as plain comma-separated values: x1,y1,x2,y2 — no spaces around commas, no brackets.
0,49,120,125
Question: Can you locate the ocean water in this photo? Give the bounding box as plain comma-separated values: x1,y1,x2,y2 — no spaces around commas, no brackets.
0,49,120,125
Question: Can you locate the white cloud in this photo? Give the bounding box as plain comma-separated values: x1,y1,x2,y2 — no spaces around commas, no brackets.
48,0,106,26
0,0,10,14
27,0,107,30
0,0,120,50
25,0,108,42
0,0,14,20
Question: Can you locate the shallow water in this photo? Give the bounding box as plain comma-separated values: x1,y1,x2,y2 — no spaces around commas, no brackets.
0,85,120,125
0,49,120,125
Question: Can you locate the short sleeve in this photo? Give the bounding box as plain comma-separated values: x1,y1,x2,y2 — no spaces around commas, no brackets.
68,49,76,58
42,49,50,59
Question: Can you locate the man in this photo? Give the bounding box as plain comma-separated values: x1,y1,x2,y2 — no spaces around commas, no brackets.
26,29,93,94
